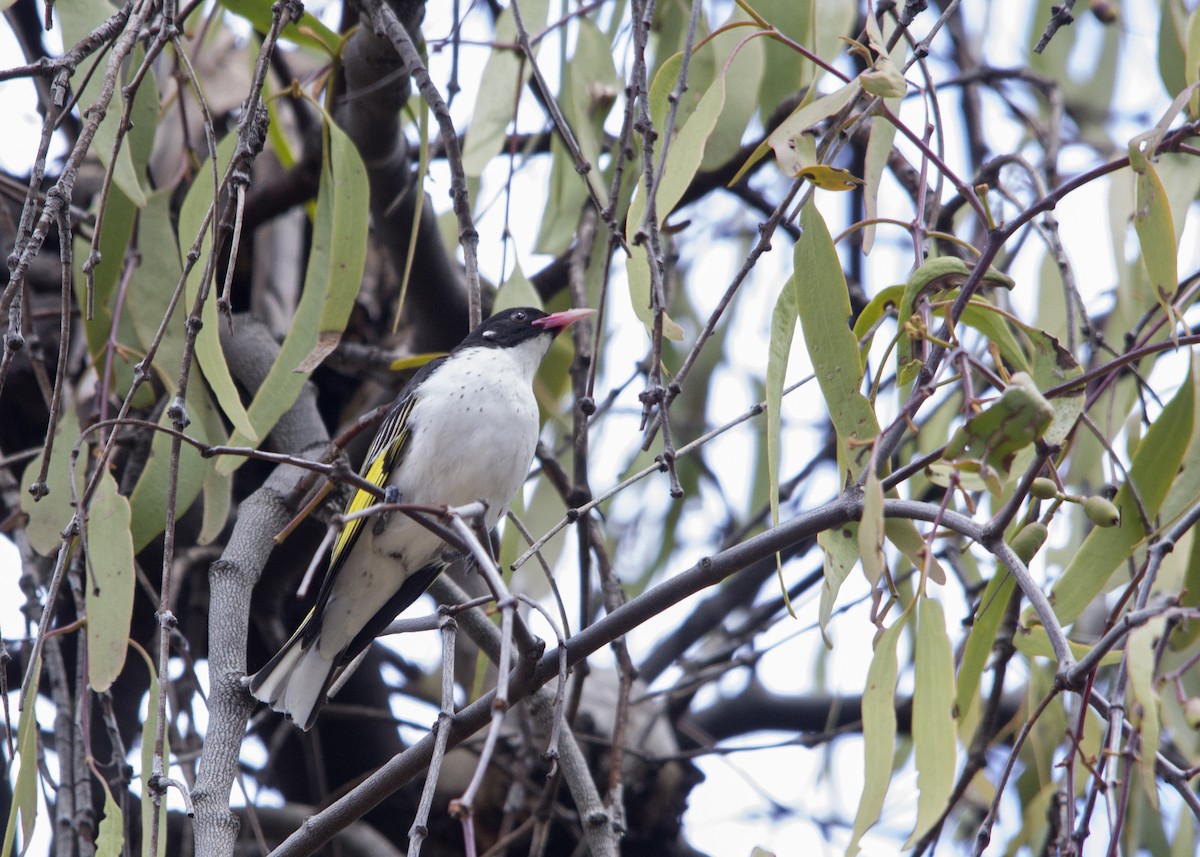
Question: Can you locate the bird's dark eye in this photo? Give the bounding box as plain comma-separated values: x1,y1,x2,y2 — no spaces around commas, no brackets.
511,311,527,323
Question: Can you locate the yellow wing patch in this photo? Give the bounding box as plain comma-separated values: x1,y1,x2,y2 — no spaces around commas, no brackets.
329,396,416,570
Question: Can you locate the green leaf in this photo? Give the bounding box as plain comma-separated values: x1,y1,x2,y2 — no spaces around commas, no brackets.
461,0,550,176
87,469,135,692
957,302,1033,376
769,81,861,178
95,784,125,857
181,135,257,441
1024,326,1085,446
1127,617,1165,807
125,190,231,548
1187,7,1200,116
21,404,80,556
754,0,855,120
954,570,1016,737
862,110,898,254
624,245,685,342
1158,351,1200,547
1,677,40,857
851,284,905,355
134,645,168,857
1051,360,1195,624
59,0,149,206
861,54,907,98
908,597,957,846
846,617,905,856
794,201,878,475
74,185,150,407
1158,0,1189,97
818,525,859,645
701,6,765,170
629,63,728,230
767,276,800,613
895,256,1015,374
858,470,885,586
941,373,1054,499
126,190,184,375
127,382,230,551
623,51,728,344
218,0,341,55
561,15,617,207
1013,626,1124,666
885,518,945,585
767,276,798,534
535,138,592,256
494,261,544,313
292,118,371,374
659,70,726,218
222,117,369,471
1131,158,1179,325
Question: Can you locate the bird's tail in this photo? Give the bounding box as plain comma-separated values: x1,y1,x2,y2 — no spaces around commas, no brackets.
247,619,337,731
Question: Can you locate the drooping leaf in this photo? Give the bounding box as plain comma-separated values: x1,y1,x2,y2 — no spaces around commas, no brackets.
1187,7,1200,116
293,118,370,374
133,643,168,857
126,191,228,550
1130,155,1179,327
461,0,550,176
536,137,593,256
1013,627,1124,666
766,275,798,530
180,134,257,440
908,597,957,846
624,244,685,342
1052,361,1195,624
940,373,1054,493
95,784,125,857
885,519,945,586
1,674,40,857
818,525,859,645
86,468,135,692
701,7,765,170
1158,0,1189,97
858,470,885,586
767,275,800,612
73,185,151,408
754,0,855,120
221,116,369,471
955,570,1016,738
1127,617,1166,807
862,111,898,254
21,404,80,556
494,261,544,313
59,1,150,206
794,201,878,474
846,617,905,856
895,256,1015,377
740,80,861,182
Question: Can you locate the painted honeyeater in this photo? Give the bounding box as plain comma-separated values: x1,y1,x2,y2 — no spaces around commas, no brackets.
247,306,593,729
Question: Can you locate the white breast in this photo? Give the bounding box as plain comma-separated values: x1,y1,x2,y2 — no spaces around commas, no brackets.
394,342,545,524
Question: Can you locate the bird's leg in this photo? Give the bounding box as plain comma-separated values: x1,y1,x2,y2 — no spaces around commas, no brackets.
374,485,403,535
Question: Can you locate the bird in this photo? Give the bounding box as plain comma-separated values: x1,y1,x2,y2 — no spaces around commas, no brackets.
247,306,593,729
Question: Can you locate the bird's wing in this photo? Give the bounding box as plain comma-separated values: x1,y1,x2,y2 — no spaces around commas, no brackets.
303,356,447,644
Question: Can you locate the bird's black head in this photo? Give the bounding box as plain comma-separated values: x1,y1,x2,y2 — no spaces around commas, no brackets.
456,307,593,351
